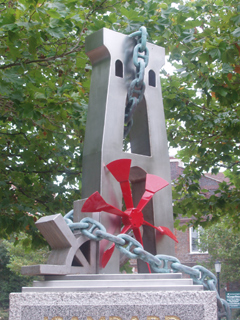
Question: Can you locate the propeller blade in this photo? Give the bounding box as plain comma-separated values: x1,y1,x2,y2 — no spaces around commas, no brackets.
107,159,132,181
145,174,169,193
132,228,151,273
101,225,131,268
107,159,134,209
158,226,178,243
81,191,126,217
136,190,153,212
143,220,178,243
132,227,143,246
101,245,115,268
119,180,134,209
136,174,169,211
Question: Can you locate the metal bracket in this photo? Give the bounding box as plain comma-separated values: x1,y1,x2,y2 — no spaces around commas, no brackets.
22,206,97,275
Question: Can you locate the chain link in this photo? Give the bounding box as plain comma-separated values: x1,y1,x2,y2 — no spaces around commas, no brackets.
64,210,89,232
133,247,162,268
124,26,149,138
95,230,126,246
79,217,106,241
191,265,217,289
116,234,143,259
151,255,180,273
172,262,201,279
64,214,231,320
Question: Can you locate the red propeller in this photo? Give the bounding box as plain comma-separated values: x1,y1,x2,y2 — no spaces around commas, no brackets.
81,159,178,271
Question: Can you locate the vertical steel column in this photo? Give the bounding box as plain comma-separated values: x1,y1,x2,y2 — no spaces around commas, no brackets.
80,28,175,273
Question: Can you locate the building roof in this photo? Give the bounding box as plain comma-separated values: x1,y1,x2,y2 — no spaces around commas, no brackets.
170,158,229,196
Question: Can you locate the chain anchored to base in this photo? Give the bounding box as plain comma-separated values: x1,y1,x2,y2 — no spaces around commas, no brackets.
64,213,231,320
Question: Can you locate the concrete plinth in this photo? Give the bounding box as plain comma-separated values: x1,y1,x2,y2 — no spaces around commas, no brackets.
9,274,217,320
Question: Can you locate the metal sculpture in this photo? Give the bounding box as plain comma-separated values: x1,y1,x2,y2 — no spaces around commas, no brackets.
19,26,231,320
81,158,178,270
75,26,175,273
22,26,175,274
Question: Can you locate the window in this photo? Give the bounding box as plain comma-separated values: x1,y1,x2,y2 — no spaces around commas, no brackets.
189,226,208,254
148,70,156,87
115,60,123,78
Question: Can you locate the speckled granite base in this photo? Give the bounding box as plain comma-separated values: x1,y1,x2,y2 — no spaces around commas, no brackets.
9,291,217,320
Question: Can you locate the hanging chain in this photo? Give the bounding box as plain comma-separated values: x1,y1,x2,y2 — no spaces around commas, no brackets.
64,214,231,320
124,26,149,138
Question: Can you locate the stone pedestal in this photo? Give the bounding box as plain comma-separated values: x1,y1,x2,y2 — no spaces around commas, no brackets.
9,274,217,320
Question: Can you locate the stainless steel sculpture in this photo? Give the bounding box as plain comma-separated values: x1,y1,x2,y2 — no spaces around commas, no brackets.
75,27,175,273
22,27,175,276
18,27,231,320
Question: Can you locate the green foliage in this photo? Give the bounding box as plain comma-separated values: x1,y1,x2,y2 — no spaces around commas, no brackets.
0,0,239,245
157,0,240,231
0,0,143,245
3,234,49,274
0,237,48,312
199,219,240,284
0,240,32,309
0,0,91,245
120,260,133,274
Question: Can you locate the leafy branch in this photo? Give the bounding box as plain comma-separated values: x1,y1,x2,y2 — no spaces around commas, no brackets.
218,161,240,169
0,45,85,70
5,165,82,176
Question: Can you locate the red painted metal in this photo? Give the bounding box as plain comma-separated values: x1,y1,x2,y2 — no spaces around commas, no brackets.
145,174,169,193
107,159,133,208
81,158,178,270
136,190,154,212
106,159,131,182
137,174,169,211
81,191,127,217
143,220,177,242
119,180,134,209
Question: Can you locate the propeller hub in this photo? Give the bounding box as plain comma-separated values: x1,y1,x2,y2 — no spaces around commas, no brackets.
124,208,144,228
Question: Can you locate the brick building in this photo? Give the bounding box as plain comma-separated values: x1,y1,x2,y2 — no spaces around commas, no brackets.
170,158,240,314
170,157,229,268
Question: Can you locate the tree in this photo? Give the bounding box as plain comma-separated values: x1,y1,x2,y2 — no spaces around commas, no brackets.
0,0,239,246
0,240,32,310
158,0,240,231
0,237,48,316
0,0,134,245
199,222,240,320
199,219,240,285
2,234,49,274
